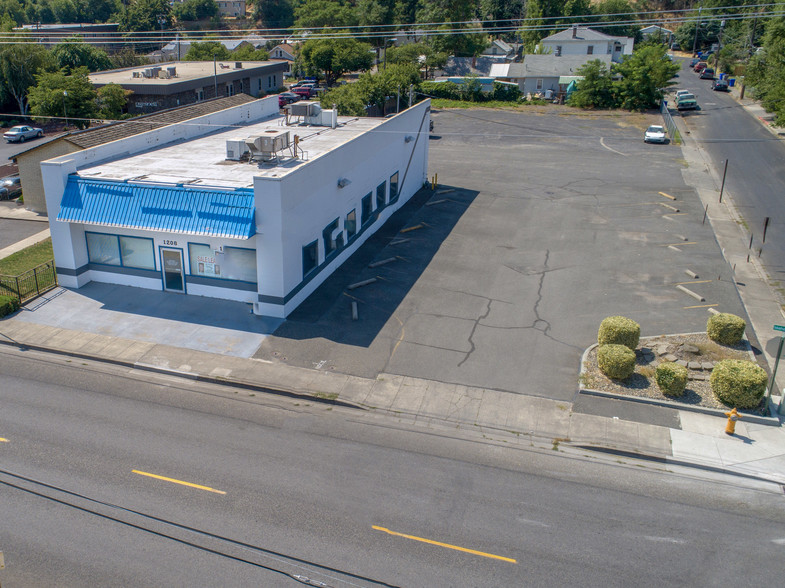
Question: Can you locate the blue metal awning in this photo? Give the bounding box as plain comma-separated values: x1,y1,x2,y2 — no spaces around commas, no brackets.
57,176,256,239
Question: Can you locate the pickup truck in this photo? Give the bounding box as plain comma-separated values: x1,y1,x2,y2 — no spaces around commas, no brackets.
676,93,698,110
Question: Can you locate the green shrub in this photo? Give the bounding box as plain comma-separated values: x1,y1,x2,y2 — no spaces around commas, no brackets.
597,344,636,380
0,294,20,317
707,313,746,345
491,81,521,102
710,359,768,408
655,362,688,397
598,316,640,350
421,80,462,100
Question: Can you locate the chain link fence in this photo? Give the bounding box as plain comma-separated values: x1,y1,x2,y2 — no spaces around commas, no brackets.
660,100,682,144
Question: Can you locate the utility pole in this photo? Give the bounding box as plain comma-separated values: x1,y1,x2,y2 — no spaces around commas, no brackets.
213,53,218,98
692,7,702,56
62,90,68,128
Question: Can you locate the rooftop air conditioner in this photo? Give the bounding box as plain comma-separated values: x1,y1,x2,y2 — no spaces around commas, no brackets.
225,138,249,161
166,66,177,77
245,131,291,162
288,101,321,118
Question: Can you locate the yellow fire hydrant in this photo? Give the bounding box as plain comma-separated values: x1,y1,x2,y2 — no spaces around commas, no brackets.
724,408,741,435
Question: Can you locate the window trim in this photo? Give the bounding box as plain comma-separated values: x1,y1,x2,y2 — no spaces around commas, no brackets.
86,231,156,270
302,239,319,278
389,171,399,203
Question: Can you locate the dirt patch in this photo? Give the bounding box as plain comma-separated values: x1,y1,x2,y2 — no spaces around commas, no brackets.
581,333,768,414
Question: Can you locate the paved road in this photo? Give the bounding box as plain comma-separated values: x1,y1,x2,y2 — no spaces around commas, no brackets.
0,218,47,250
2,350,785,586
675,59,785,276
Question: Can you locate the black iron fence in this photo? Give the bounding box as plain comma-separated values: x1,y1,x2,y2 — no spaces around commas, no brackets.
0,260,58,304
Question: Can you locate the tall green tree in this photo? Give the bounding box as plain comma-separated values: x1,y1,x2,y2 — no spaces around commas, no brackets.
567,59,614,108
184,40,232,60
231,44,270,61
299,37,374,85
293,0,357,29
250,0,293,27
418,0,487,57
613,44,679,111
386,42,447,79
0,42,51,114
96,83,130,119
119,0,171,32
518,0,567,49
52,36,113,72
746,16,785,125
173,0,218,21
28,67,97,128
592,0,638,38
0,0,26,26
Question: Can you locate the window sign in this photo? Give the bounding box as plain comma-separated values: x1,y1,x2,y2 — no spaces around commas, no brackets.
188,244,257,282
189,243,220,277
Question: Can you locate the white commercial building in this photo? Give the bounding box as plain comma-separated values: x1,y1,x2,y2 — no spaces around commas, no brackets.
42,96,430,318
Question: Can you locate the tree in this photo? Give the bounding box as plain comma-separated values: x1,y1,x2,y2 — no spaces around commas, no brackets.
119,0,172,32
173,0,218,21
293,0,357,29
746,16,785,125
51,36,113,72
568,59,614,108
592,0,638,38
0,0,25,26
77,0,119,23
249,0,293,27
418,0,487,57
613,44,679,111
299,37,374,85
479,0,524,38
0,42,51,114
321,62,422,115
28,67,97,129
110,48,150,69
231,45,270,61
386,42,447,78
184,40,231,61
97,83,131,119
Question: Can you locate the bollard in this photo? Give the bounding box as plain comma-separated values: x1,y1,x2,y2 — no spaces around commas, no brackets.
724,408,741,435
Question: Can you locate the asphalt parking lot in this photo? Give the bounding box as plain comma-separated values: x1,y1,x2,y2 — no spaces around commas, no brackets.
254,106,748,404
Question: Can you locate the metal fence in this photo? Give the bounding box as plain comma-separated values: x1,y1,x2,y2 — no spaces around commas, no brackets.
0,260,58,304
660,100,681,144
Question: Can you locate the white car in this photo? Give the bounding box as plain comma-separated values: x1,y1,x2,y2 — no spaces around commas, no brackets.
644,125,667,143
675,90,691,99
3,125,43,143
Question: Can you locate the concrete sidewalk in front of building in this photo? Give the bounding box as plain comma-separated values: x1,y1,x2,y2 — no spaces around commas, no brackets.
2,312,784,484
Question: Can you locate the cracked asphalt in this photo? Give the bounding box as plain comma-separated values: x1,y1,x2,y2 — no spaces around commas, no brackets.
254,107,748,404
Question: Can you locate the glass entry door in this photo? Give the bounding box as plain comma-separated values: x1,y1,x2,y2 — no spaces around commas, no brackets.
161,248,185,293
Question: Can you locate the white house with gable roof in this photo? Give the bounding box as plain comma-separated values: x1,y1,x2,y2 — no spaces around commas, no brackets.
41,96,430,318
540,25,633,63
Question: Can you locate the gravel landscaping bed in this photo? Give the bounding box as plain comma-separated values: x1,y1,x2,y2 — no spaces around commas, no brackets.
581,333,767,414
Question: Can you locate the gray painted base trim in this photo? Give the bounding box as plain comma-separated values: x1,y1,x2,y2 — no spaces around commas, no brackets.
56,264,89,277
87,263,160,279
187,275,257,291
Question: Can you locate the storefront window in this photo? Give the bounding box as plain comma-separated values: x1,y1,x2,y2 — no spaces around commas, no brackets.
86,232,121,266
188,243,256,283
189,243,219,277
119,236,155,270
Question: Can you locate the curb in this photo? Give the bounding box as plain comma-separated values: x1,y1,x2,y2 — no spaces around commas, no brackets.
578,335,780,426
0,336,363,409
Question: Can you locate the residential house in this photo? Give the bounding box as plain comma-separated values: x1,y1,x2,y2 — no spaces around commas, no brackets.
640,25,674,46
481,39,515,60
270,44,296,61
491,54,613,97
540,25,633,63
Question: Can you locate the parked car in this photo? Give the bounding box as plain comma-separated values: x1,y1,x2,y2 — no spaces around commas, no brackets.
278,92,300,107
644,125,667,144
0,176,21,200
700,68,715,80
689,58,700,67
675,90,692,99
676,93,698,110
711,78,729,91
694,61,708,72
293,86,317,98
3,125,43,143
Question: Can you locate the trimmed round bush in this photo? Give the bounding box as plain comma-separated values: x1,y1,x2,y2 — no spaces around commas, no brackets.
655,362,688,397
598,316,640,351
597,344,636,380
710,359,768,409
707,313,746,345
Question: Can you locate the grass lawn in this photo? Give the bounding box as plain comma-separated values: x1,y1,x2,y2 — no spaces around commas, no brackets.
0,238,54,275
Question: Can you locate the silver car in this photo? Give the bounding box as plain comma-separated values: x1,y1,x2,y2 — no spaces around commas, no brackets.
3,125,43,143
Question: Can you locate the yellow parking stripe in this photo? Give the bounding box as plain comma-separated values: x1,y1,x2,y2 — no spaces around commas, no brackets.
372,525,516,563
683,303,719,309
132,470,226,494
0,438,8,442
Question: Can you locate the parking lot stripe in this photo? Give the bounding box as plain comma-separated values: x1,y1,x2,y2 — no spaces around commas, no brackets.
372,525,517,563
658,191,677,201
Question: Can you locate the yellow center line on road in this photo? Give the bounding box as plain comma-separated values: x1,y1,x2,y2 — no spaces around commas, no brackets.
683,303,719,309
132,470,226,495
372,525,517,564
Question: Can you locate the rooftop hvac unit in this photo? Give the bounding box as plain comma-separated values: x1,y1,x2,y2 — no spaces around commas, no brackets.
287,101,321,118
158,70,170,79
166,66,177,77
245,131,291,162
132,71,141,78
235,61,242,69
225,138,249,161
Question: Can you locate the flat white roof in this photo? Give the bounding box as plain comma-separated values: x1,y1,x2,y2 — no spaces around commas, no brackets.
89,61,284,86
76,111,385,189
